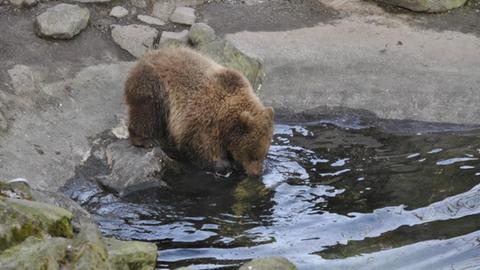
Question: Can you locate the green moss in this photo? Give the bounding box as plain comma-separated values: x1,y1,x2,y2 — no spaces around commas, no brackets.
48,216,74,238
0,221,42,251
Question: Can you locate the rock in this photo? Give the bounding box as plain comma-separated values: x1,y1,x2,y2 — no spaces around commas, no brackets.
9,0,37,8
111,119,129,139
111,24,159,58
194,38,264,91
160,30,189,45
5,179,33,200
7,65,38,96
71,223,112,270
169,7,196,25
188,23,216,46
0,197,74,251
96,140,182,197
104,237,157,270
375,0,467,12
151,0,175,21
31,189,95,230
0,109,7,133
239,257,298,270
131,0,147,8
110,6,129,18
35,4,90,39
0,236,70,270
137,14,166,26
73,0,110,3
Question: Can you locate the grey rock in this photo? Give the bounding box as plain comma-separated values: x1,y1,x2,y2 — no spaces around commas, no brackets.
160,30,189,44
169,7,196,25
375,0,467,12
9,0,37,7
151,0,175,21
109,6,128,18
137,14,166,26
131,0,147,8
7,64,38,95
73,0,110,3
96,140,182,197
239,256,297,270
188,23,216,46
111,24,159,58
0,62,134,191
35,4,90,39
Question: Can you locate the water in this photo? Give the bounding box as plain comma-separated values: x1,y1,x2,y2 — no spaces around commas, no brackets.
66,122,480,270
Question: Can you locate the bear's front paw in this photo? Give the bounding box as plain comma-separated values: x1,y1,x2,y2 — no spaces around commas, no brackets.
130,136,158,148
214,160,232,176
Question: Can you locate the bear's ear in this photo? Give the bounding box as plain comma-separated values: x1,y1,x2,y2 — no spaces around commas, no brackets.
215,69,247,92
239,111,254,131
264,107,274,120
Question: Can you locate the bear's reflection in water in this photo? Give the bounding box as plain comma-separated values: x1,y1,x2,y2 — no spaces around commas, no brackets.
75,123,480,270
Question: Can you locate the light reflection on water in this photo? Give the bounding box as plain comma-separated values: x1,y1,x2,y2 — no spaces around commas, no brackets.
69,123,480,270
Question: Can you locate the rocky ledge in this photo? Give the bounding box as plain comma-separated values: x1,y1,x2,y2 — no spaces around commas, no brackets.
0,179,157,270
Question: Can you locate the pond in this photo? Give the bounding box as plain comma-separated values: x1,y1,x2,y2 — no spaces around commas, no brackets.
64,120,480,270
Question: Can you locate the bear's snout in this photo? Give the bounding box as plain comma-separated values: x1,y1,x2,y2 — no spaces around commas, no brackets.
244,161,264,177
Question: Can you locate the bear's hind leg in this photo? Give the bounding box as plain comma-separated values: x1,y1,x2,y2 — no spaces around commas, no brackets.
125,63,168,148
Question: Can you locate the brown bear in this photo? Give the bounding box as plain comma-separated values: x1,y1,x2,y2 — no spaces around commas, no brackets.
124,47,274,177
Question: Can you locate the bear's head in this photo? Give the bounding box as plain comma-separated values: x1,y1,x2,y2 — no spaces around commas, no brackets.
230,107,274,177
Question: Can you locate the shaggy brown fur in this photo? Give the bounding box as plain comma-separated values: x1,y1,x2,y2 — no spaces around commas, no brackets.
124,47,274,176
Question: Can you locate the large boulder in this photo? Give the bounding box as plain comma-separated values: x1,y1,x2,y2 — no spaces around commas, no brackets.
0,181,157,270
96,140,182,197
375,0,467,12
186,23,264,91
35,4,90,39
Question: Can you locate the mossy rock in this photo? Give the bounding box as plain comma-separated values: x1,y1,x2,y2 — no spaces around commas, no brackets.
0,197,74,251
375,0,467,12
104,237,157,270
0,236,69,270
195,38,264,91
71,223,112,270
0,179,32,200
239,256,298,270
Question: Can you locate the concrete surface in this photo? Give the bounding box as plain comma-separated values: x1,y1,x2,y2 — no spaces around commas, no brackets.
223,0,480,125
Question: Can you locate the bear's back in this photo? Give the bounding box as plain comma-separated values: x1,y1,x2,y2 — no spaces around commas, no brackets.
141,48,220,92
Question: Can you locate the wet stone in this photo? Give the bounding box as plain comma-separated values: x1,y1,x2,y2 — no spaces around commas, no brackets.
104,237,157,270
239,256,298,270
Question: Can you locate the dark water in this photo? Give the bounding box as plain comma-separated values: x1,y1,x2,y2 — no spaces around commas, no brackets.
67,122,480,270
